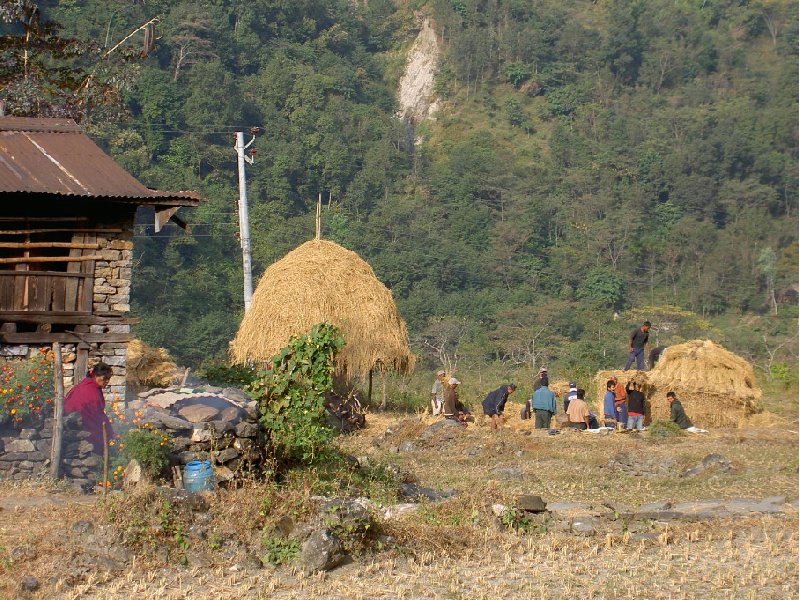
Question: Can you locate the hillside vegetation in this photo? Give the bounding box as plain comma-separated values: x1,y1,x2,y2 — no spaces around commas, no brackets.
23,0,797,383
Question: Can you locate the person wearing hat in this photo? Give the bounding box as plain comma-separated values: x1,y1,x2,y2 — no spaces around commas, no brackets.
430,369,447,416
564,381,578,413
482,383,517,430
443,377,466,425
533,366,549,392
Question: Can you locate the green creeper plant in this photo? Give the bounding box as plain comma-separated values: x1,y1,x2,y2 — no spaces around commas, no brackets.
246,323,345,466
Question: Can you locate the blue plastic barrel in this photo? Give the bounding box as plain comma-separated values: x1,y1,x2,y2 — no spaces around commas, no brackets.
183,460,215,492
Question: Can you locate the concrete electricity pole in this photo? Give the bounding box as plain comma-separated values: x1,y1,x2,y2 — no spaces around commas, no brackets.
234,129,258,312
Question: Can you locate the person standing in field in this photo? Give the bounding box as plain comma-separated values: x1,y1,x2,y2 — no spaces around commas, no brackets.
482,383,517,430
626,381,646,430
612,375,628,430
63,362,116,454
530,380,557,429
624,321,651,371
564,381,578,413
521,366,548,420
430,369,446,415
603,380,617,428
566,388,591,430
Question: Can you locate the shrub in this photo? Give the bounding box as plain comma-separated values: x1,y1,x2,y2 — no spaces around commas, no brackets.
647,420,685,437
262,536,299,565
119,428,171,479
246,323,344,466
0,349,54,424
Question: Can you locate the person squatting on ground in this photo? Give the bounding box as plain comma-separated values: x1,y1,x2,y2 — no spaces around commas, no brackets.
443,377,473,425
530,380,557,429
63,362,116,454
566,388,591,430
624,321,651,371
626,380,646,430
482,383,516,430
430,370,446,415
668,391,708,433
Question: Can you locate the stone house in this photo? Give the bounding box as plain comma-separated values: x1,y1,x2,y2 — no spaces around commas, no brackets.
0,117,199,399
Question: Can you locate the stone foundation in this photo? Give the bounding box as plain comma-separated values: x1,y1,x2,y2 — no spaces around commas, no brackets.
0,414,100,489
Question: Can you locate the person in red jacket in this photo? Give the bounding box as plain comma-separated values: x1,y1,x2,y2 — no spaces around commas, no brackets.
63,363,116,453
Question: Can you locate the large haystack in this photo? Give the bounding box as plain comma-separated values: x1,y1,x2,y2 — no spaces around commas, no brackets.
647,340,762,427
230,240,415,379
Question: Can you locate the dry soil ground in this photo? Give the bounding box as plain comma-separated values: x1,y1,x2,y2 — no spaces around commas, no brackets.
0,401,797,599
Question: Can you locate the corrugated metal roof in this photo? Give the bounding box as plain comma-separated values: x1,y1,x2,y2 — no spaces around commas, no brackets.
0,117,200,206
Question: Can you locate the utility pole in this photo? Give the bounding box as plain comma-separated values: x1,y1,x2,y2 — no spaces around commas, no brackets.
234,129,257,312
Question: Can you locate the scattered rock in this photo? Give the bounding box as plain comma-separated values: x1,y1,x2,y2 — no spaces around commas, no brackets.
275,516,295,536
683,453,734,477
235,421,258,438
638,501,672,512
399,483,456,502
382,503,420,520
123,459,143,487
19,575,39,592
215,466,234,483
571,519,596,535
300,529,345,573
492,467,523,480
72,521,94,535
179,404,219,423
419,419,463,441
609,452,676,477
398,441,417,453
216,448,239,463
517,495,547,513
491,504,507,517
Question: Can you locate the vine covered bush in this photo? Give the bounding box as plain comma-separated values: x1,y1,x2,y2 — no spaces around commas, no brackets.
0,349,54,424
246,323,345,466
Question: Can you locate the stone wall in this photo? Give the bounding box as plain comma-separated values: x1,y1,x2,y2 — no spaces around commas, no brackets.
0,414,99,489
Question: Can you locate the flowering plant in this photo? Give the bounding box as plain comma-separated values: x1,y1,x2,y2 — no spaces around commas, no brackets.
0,349,54,424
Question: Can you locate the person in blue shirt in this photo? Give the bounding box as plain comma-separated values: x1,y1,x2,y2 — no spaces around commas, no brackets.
530,382,557,429
482,383,517,430
603,379,617,428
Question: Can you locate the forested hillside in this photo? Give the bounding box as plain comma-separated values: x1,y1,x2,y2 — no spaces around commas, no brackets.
15,0,797,382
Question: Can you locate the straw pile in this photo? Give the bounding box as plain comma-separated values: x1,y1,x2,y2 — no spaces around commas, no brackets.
592,370,650,413
126,339,178,388
230,240,415,379
647,340,762,427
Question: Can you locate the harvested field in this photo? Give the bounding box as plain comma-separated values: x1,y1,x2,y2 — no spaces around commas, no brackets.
0,403,796,599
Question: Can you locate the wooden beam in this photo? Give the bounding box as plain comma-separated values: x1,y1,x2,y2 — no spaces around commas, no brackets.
0,332,133,343
0,271,91,278
0,313,138,325
155,207,178,233
0,242,100,249
0,255,102,264
0,229,123,235
50,342,65,479
0,217,89,222
0,310,126,317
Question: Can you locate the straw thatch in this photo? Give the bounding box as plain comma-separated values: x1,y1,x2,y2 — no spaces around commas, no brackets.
230,239,415,379
592,340,762,428
647,340,762,427
126,339,178,388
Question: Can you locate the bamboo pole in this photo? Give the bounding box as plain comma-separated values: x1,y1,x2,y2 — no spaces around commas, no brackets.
102,426,109,497
380,369,387,410
49,342,65,479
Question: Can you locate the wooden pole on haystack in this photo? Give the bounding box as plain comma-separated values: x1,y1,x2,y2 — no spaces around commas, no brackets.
49,342,64,479
380,369,387,410
316,192,322,240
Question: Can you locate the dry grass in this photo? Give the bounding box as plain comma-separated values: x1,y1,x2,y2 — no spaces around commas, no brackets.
230,239,415,379
126,339,178,388
0,407,796,599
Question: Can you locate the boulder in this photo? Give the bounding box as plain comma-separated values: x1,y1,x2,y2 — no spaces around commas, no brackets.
235,421,258,438
299,529,345,573
123,459,143,487
517,495,547,513
178,404,219,423
399,483,456,502
215,466,234,483
215,448,239,464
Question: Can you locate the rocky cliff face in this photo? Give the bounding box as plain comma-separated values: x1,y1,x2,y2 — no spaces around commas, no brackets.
396,17,440,122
